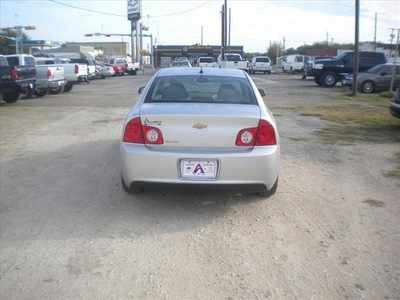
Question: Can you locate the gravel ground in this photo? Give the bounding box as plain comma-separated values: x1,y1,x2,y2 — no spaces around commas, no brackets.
1,70,399,300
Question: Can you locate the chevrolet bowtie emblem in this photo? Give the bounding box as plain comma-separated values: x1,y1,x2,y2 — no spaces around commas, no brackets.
192,123,208,129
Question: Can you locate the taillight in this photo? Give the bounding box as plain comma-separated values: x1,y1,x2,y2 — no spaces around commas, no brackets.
47,69,51,78
74,64,78,74
11,67,18,80
235,119,276,146
123,117,163,144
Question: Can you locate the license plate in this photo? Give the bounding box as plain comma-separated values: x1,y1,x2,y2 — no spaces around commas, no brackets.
180,160,217,179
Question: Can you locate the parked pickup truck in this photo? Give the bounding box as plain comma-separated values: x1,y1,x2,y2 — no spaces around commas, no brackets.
217,53,248,72
1,54,36,103
34,64,66,97
6,54,69,98
34,57,88,92
306,51,387,87
109,58,139,75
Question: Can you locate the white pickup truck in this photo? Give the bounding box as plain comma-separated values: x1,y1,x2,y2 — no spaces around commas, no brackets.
217,53,248,72
109,58,139,75
5,54,67,98
34,57,88,92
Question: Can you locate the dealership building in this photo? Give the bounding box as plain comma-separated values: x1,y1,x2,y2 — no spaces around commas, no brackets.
153,45,244,68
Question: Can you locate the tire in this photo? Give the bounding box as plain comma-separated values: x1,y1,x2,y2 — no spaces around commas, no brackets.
321,71,338,87
314,76,322,86
301,71,306,79
34,89,48,97
20,87,33,99
49,86,65,95
2,91,20,103
360,81,375,93
257,178,278,197
64,84,73,93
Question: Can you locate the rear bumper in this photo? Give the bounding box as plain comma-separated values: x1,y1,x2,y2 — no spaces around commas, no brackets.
120,143,280,194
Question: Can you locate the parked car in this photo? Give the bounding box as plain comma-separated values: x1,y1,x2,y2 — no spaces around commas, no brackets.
342,63,400,93
282,55,310,74
103,63,124,76
249,56,271,74
197,57,216,68
169,60,192,68
307,51,387,87
389,88,400,118
109,58,139,75
120,67,280,197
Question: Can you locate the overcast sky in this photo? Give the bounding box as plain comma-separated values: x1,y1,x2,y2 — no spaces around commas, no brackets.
1,0,399,53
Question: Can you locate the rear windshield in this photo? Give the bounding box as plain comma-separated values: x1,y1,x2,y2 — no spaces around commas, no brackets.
199,57,214,63
225,55,242,61
255,57,270,63
144,75,257,105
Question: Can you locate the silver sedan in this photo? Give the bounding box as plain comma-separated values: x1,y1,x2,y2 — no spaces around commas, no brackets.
120,67,280,197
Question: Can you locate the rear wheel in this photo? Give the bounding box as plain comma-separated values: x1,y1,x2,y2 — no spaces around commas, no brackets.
20,87,33,99
257,178,278,198
64,83,73,93
2,91,20,103
49,86,65,94
321,71,338,87
34,89,48,97
360,81,375,93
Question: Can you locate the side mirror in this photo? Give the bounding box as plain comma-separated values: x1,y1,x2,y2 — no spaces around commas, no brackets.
258,89,266,97
138,86,145,94
381,72,387,76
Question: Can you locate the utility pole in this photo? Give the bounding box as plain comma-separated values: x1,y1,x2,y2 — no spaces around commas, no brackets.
389,28,396,59
352,0,360,97
389,29,399,93
373,12,377,51
326,31,329,45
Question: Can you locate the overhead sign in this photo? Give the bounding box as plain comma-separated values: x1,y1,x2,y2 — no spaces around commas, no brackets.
127,0,141,21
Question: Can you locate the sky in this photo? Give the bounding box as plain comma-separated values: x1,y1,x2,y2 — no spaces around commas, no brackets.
1,0,399,53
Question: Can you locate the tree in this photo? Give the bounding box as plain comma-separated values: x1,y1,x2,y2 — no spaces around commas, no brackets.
0,29,31,54
266,41,285,64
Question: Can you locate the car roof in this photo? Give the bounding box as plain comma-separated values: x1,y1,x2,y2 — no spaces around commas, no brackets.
157,67,248,78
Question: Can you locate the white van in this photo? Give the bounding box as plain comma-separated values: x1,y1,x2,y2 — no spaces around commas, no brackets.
282,55,310,74
249,56,271,74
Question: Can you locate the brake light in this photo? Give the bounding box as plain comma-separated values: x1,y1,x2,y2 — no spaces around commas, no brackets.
11,67,18,80
74,64,79,74
47,69,51,78
123,117,164,144
235,119,276,146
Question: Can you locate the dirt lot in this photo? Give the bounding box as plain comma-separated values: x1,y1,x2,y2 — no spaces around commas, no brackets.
1,70,399,299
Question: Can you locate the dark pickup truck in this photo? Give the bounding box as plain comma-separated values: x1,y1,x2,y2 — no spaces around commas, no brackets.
306,51,387,87
0,54,36,103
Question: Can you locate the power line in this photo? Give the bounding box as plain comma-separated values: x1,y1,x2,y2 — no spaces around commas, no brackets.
48,0,125,17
